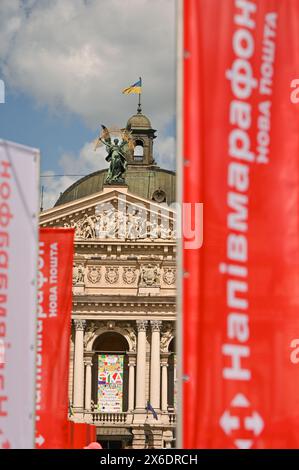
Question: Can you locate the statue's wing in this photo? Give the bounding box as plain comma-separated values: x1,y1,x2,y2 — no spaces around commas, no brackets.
101,124,111,144
94,124,111,151
120,129,134,155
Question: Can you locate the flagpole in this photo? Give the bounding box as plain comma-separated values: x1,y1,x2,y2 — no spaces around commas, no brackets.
137,76,142,114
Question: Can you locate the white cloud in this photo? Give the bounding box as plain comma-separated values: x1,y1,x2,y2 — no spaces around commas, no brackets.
0,0,176,131
0,0,176,208
42,140,107,208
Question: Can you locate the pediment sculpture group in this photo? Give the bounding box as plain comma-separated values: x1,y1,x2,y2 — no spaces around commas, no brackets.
63,207,175,241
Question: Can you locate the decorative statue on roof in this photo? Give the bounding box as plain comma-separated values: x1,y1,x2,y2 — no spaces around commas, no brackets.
94,124,133,185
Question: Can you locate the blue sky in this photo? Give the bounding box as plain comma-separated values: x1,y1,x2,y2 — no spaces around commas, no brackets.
0,87,92,174
0,0,176,208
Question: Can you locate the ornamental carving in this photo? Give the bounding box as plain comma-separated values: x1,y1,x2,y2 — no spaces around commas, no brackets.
140,264,160,287
163,268,176,285
151,320,162,332
161,329,173,352
125,329,137,352
87,266,101,284
136,320,148,332
105,266,119,284
123,267,137,285
73,264,85,285
63,206,175,241
73,319,86,331
84,321,97,347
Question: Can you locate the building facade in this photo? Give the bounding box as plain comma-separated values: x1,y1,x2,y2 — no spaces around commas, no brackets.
40,112,177,449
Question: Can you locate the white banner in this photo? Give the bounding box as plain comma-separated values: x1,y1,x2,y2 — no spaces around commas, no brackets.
0,140,39,449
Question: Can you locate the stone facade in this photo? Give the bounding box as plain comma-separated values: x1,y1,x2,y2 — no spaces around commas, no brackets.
40,185,176,449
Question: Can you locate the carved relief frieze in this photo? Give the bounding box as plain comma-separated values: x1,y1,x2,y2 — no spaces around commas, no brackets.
87,266,101,284
105,266,119,284
122,267,137,285
163,267,176,285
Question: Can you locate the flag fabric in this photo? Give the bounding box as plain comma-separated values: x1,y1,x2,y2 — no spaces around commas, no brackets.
0,140,39,449
69,422,97,449
182,0,299,449
35,228,74,449
122,78,142,94
146,401,158,420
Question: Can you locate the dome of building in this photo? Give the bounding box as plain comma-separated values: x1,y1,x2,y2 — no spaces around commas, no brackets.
54,110,175,207
55,166,176,206
127,113,152,129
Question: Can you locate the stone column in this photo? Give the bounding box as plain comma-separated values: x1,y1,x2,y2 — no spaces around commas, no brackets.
135,320,148,410
128,354,136,411
84,354,93,411
161,354,169,412
73,319,86,410
150,320,162,410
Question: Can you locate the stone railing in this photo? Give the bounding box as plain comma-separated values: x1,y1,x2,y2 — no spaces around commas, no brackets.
72,409,176,426
88,411,131,425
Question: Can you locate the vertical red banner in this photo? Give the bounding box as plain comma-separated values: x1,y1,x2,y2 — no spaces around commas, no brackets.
69,422,97,449
183,0,299,448
36,228,74,449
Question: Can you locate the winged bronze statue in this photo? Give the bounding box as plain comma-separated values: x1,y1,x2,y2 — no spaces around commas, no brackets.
94,124,133,184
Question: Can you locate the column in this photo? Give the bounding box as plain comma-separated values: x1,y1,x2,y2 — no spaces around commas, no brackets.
135,320,148,410
128,354,136,411
161,354,169,412
73,319,86,410
150,320,162,410
84,354,93,411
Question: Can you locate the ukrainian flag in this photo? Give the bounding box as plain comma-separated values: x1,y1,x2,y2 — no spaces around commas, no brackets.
122,78,142,94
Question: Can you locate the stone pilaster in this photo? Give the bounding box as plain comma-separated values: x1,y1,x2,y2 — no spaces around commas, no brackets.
128,353,136,411
84,353,93,411
73,319,86,410
161,353,169,412
150,320,162,411
135,320,148,411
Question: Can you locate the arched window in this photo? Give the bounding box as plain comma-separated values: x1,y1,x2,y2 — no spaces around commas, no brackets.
134,140,144,161
92,332,129,412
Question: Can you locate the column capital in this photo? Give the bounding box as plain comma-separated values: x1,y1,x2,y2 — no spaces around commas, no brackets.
128,353,137,367
136,320,148,332
84,354,93,367
73,319,86,331
150,320,162,332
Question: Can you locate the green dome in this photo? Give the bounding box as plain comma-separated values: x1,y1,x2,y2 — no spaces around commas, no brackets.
55,166,176,206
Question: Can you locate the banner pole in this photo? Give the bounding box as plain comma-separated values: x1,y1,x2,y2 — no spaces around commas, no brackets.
176,0,184,450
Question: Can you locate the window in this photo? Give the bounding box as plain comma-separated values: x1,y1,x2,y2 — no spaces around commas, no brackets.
134,140,144,161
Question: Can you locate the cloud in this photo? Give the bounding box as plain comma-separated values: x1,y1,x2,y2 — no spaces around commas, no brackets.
42,140,106,208
0,0,176,132
0,0,176,208
42,130,175,209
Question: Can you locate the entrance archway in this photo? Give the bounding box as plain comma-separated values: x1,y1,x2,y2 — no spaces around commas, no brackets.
92,332,130,412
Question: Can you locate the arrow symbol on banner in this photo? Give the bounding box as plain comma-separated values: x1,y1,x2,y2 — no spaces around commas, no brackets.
234,439,253,449
231,393,249,408
219,411,240,435
245,412,264,436
35,434,45,447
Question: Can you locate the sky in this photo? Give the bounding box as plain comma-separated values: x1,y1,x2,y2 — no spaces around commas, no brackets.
0,0,176,208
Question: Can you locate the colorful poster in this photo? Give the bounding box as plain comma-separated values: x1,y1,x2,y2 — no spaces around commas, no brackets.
182,0,299,449
97,354,124,412
0,140,39,449
35,228,74,449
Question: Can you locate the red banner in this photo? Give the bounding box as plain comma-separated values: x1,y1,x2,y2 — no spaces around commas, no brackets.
69,422,97,449
183,0,299,448
35,228,74,449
